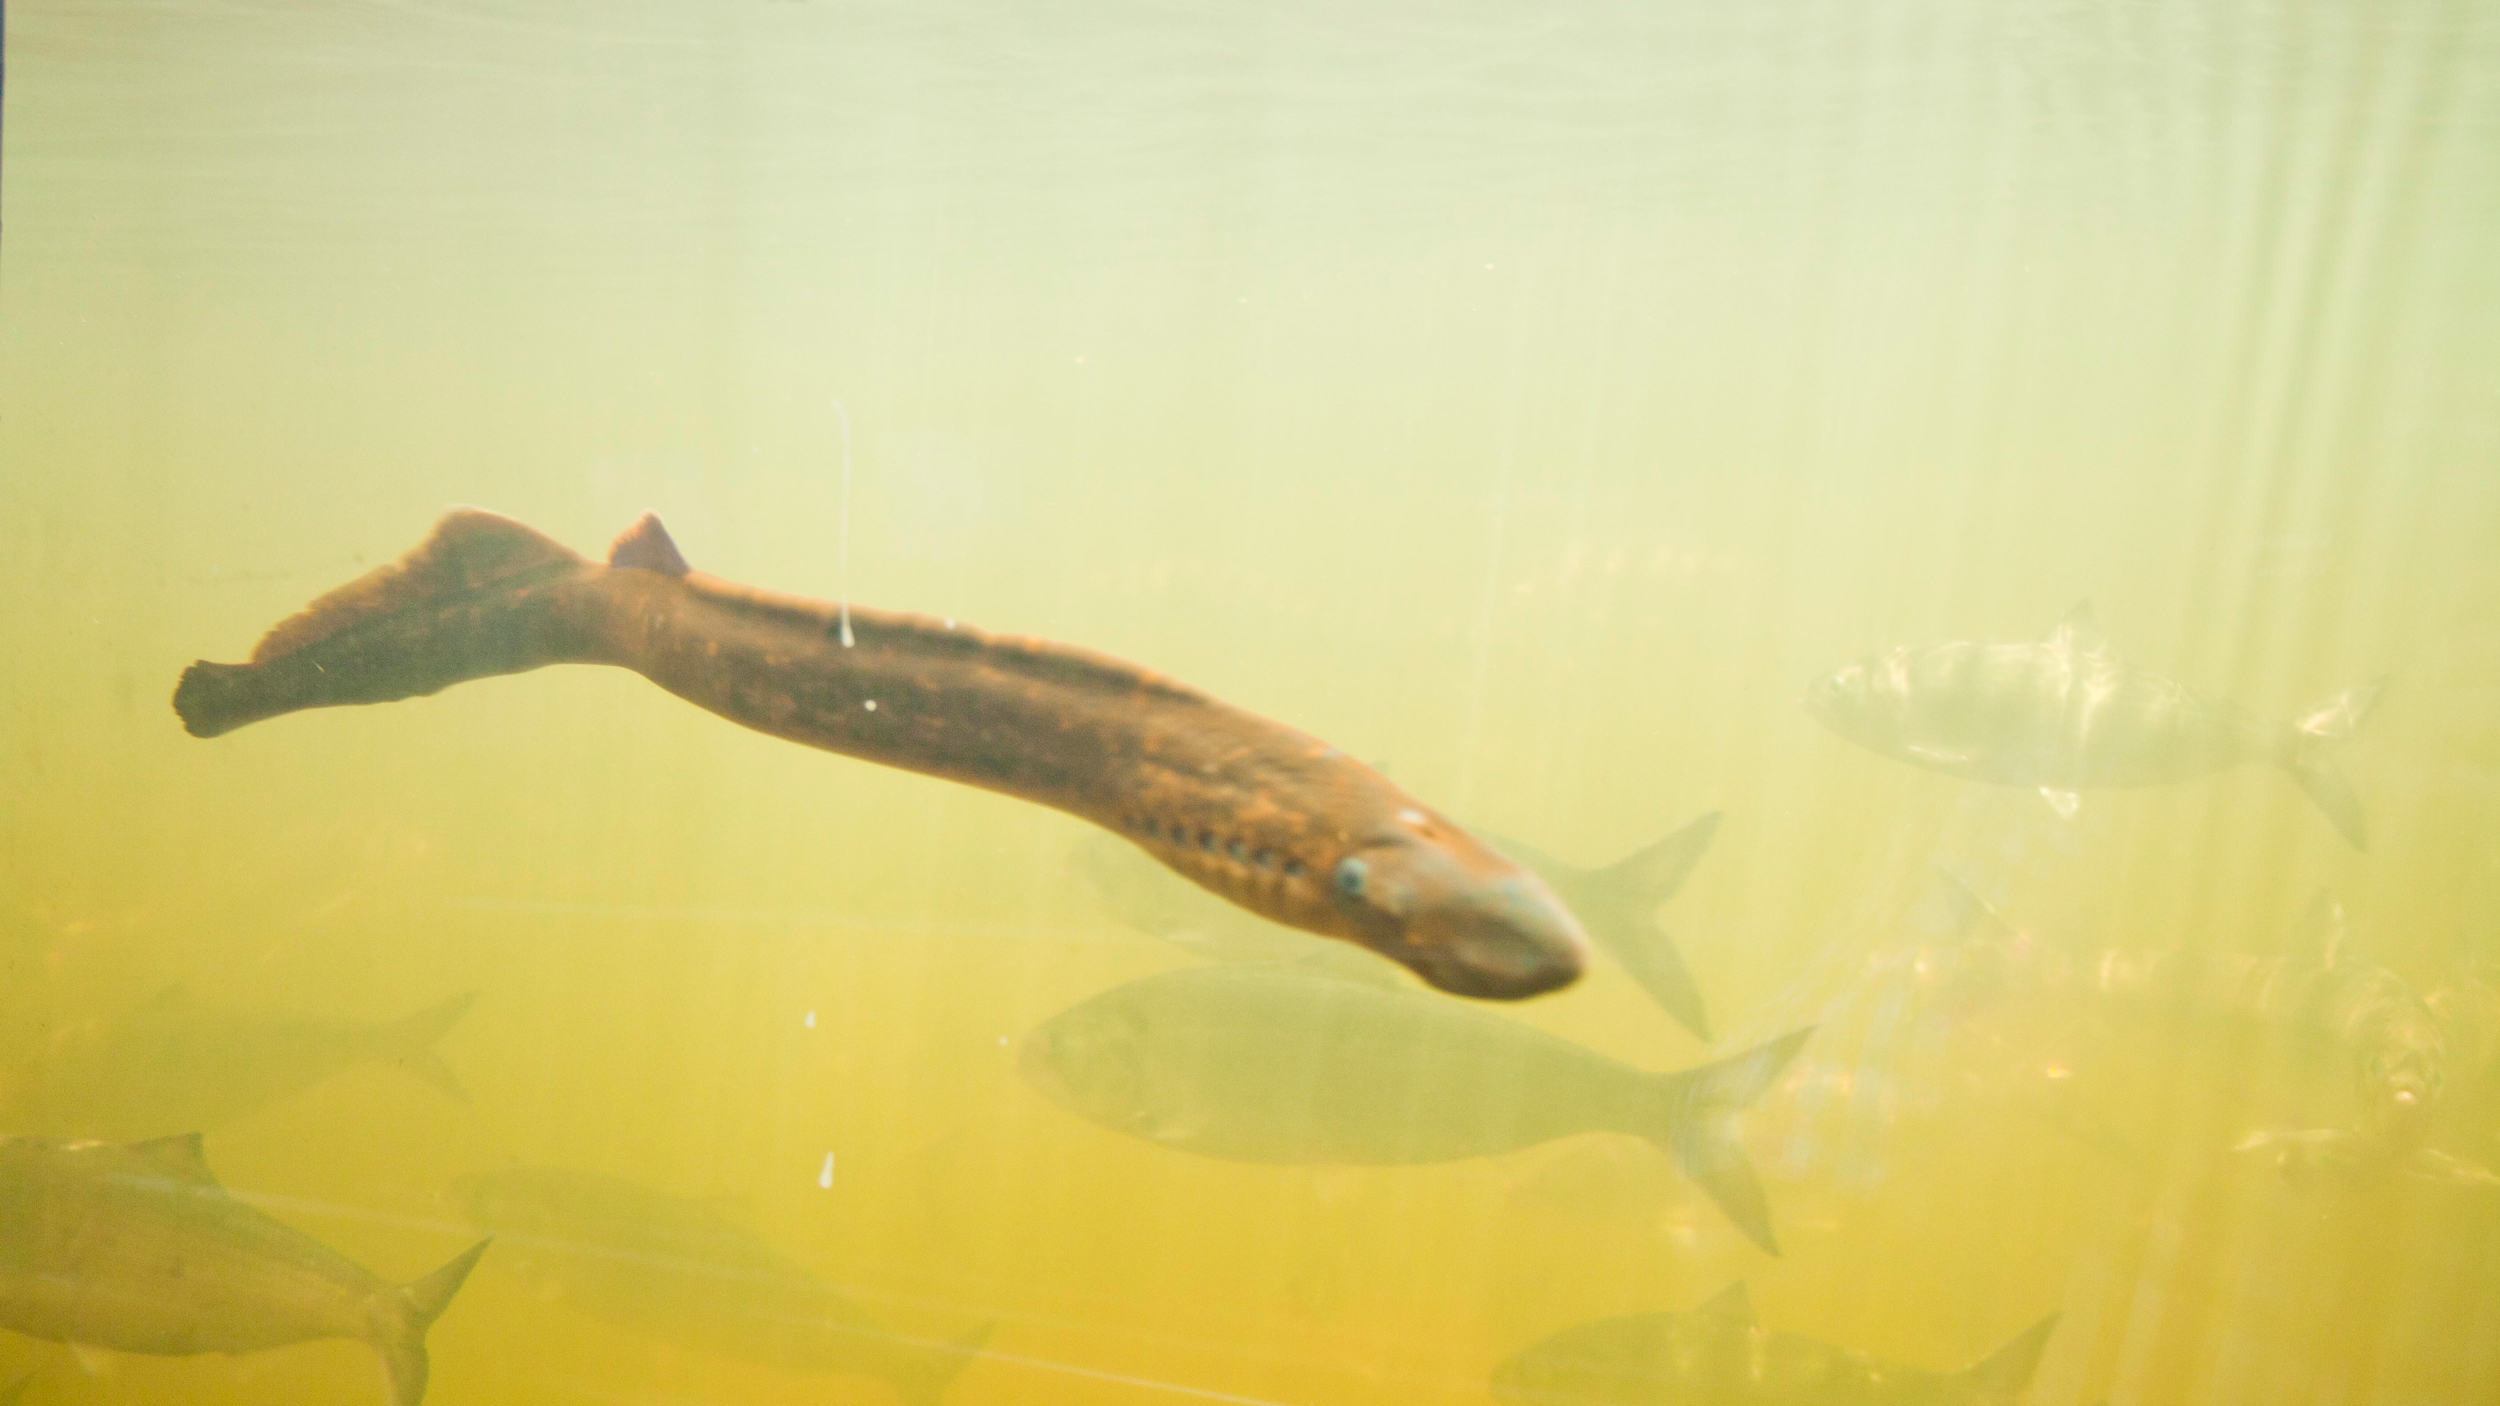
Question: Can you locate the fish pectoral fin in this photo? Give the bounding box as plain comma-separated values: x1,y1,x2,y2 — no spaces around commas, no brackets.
2037,788,2081,820
67,1344,118,1377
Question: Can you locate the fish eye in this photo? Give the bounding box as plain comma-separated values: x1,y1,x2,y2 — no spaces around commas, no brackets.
1334,856,1369,898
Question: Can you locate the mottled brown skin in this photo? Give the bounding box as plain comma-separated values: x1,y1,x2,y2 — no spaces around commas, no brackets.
174,510,1587,999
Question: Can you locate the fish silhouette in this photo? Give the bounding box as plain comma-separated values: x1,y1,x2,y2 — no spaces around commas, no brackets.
1944,879,2449,1149
1808,602,2382,846
1020,963,1810,1254
0,1134,488,1405
1492,1282,2057,1406
454,1164,989,1404
0,987,474,1142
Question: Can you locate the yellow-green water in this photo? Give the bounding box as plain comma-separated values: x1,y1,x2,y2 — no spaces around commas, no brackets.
4,1,2499,1402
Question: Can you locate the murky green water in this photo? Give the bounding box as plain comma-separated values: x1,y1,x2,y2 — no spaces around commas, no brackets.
5,2,2499,1402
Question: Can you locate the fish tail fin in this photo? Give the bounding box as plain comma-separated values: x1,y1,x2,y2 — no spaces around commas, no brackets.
883,1320,996,1406
1645,1027,1813,1257
172,509,593,739
1588,813,1721,1040
374,1237,491,1406
1956,1314,2060,1403
2274,677,2387,850
375,990,479,1104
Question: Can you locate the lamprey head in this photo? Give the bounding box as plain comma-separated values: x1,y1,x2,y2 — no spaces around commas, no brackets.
1328,828,1590,999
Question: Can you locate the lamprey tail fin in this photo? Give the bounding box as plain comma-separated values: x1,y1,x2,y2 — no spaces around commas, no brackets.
174,510,592,738
376,1238,491,1406
2277,677,2386,850
1650,1028,1813,1256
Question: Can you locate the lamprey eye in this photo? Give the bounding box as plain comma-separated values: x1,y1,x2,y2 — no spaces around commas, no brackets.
1334,857,1369,898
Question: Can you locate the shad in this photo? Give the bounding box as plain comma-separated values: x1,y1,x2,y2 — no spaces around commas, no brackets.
1492,1283,2057,1406
1019,964,1810,1254
454,1165,988,1405
0,988,473,1142
0,1134,488,1405
1945,880,2449,1149
1809,603,2381,847
175,510,1588,999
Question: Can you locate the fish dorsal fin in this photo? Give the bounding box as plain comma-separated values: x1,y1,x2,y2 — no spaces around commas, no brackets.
607,512,691,576
129,1133,221,1187
2290,888,2348,965
1960,1314,2060,1398
2047,600,2106,656
250,509,584,664
1693,1281,1756,1325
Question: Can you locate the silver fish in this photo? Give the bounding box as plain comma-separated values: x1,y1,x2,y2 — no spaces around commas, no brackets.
0,1134,488,1406
1079,811,1725,1038
1947,881,2447,1147
1018,964,1811,1254
1492,1282,2057,1406
1808,602,2382,847
454,1165,989,1405
0,987,474,1141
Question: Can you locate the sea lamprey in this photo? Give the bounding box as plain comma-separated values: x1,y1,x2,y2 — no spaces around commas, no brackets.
173,509,1587,998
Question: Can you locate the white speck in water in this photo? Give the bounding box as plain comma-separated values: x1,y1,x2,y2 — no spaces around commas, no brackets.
833,397,855,648
803,1010,816,1029
817,1152,834,1189
1397,808,1426,826
997,1035,1009,1047
864,699,877,711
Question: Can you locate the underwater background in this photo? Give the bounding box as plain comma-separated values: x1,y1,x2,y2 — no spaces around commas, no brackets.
5,1,2499,1402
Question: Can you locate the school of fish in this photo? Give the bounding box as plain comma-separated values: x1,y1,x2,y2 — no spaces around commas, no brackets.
0,507,2473,1404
